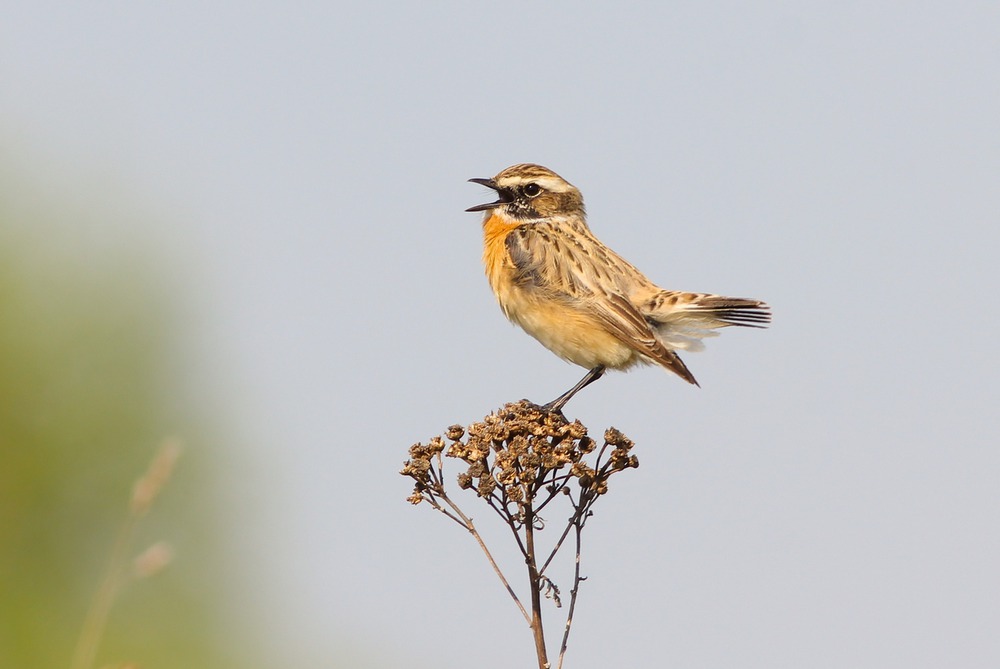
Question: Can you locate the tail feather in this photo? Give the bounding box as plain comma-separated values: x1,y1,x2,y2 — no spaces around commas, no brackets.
642,291,771,349
686,297,772,328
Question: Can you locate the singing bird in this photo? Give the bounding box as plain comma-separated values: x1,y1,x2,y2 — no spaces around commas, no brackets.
467,163,770,412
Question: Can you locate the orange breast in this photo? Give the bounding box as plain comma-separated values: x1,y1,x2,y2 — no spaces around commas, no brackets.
481,213,521,296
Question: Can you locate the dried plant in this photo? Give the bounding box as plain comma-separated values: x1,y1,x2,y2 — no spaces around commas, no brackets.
402,400,638,669
71,439,181,669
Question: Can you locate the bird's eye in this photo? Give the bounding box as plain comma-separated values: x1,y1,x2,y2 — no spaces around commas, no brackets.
523,183,541,197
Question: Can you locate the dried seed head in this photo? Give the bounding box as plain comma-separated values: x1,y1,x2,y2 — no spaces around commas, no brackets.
506,484,524,503
130,438,182,516
133,541,174,579
401,400,637,506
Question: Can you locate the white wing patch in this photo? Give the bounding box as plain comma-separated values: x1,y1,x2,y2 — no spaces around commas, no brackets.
652,322,720,352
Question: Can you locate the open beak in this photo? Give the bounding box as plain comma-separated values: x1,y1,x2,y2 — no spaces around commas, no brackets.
466,178,503,212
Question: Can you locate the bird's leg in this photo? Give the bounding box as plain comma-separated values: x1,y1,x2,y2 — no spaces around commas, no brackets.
541,366,606,413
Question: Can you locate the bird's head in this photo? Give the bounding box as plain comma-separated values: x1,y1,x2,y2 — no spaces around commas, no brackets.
467,163,584,222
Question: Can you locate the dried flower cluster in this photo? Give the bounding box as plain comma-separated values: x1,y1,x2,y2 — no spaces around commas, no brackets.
402,400,638,510
401,400,639,669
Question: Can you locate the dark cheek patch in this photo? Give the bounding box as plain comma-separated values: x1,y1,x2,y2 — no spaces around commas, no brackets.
511,201,539,219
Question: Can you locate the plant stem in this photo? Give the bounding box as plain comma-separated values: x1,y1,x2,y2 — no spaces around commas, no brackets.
70,517,135,669
524,491,550,668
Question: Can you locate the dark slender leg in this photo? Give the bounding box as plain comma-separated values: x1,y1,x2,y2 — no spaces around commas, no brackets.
541,366,606,413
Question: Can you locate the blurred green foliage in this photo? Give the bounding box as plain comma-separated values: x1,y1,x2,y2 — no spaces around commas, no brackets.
0,184,242,668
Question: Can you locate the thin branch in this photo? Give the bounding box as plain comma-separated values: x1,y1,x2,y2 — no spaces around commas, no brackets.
486,497,529,559
423,493,471,529
593,440,611,468
439,491,531,625
538,497,583,578
535,472,574,514
70,513,134,669
556,514,585,669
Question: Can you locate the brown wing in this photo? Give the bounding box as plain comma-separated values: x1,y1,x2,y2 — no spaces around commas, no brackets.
508,224,699,385
590,293,699,385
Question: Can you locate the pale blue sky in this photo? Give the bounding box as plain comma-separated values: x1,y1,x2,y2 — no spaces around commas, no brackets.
3,2,999,667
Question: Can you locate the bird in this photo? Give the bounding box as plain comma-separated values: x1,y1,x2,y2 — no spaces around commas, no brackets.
466,163,770,413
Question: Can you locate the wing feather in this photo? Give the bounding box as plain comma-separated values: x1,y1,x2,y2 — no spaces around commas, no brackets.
504,223,757,386
589,293,699,385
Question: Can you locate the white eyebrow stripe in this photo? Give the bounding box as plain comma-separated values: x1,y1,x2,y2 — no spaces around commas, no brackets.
497,175,575,193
